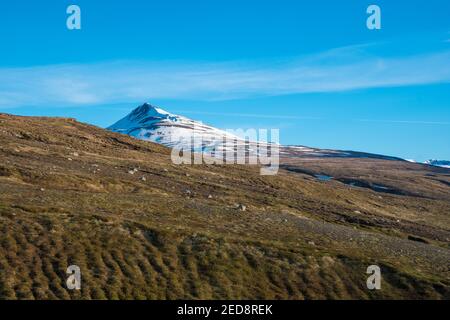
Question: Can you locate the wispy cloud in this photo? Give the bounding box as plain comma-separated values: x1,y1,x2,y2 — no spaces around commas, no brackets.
1,45,450,108
173,111,450,126
353,119,450,125
172,110,322,120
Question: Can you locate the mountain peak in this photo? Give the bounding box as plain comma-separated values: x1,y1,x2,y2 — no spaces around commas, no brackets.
129,102,171,120
108,102,237,148
108,103,409,162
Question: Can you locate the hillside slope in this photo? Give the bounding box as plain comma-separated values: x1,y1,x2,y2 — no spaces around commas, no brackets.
0,113,449,299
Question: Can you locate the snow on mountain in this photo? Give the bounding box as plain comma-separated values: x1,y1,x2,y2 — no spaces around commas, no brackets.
108,103,405,161
425,160,450,168
108,103,250,153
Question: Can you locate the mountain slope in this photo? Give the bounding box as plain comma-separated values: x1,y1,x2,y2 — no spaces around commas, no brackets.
0,113,449,299
426,160,450,168
108,103,242,152
108,103,404,161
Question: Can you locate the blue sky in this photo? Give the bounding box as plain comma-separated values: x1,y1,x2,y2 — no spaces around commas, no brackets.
0,0,449,161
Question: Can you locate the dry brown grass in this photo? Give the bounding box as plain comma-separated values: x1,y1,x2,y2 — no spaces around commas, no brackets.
0,113,449,299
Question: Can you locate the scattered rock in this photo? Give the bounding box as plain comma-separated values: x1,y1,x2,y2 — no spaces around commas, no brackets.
208,194,213,199
133,230,143,236
141,176,147,181
354,210,361,214
163,168,169,172
40,188,45,192
308,241,315,246
67,157,73,161
128,169,138,175
237,204,247,211
322,256,335,266
72,152,79,157
185,173,190,177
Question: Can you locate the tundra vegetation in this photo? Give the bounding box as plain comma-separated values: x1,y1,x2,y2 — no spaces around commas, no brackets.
0,114,448,299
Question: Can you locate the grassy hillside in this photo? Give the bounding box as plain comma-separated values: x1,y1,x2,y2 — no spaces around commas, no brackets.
0,113,448,299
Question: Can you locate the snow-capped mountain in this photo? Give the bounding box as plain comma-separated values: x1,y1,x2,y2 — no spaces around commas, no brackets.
108,103,404,161
108,103,249,153
425,160,450,168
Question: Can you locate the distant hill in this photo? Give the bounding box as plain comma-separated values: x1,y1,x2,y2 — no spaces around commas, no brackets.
426,159,450,168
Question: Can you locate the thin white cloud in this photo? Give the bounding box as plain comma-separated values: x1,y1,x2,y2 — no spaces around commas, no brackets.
172,110,322,120
173,111,450,126
353,119,450,125
0,45,450,108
